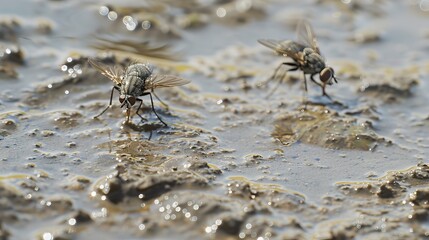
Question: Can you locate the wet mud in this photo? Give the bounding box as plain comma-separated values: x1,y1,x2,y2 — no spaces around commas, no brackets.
1,0,429,239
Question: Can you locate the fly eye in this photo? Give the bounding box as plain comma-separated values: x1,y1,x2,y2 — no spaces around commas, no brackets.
119,95,125,103
320,68,333,83
128,96,136,106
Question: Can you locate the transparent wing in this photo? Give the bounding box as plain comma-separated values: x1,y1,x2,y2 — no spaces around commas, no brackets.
88,58,123,85
296,20,321,55
146,74,190,90
258,39,304,61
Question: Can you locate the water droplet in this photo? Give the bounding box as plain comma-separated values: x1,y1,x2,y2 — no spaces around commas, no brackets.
421,0,429,11
68,218,76,226
141,20,151,30
42,232,53,240
108,11,118,21
123,16,137,31
216,8,227,18
99,6,109,16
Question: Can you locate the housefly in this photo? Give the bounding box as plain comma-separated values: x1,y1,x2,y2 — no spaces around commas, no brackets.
88,59,190,126
258,20,338,100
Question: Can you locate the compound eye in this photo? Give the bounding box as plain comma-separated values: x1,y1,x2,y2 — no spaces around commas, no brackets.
119,95,126,103
128,96,136,106
320,68,333,83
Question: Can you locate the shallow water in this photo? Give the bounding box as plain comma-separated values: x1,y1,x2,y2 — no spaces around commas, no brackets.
1,0,429,239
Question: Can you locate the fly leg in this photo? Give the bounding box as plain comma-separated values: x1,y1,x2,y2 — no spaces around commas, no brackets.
151,90,169,110
302,73,308,109
310,74,333,101
94,86,120,119
322,83,333,101
134,98,148,122
142,92,168,127
310,74,322,87
266,62,299,98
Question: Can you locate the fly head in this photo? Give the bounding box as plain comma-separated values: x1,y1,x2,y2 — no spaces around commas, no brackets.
320,67,337,85
119,95,136,109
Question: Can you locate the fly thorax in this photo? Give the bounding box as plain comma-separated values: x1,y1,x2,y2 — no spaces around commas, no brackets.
302,48,314,55
121,74,145,96
304,53,325,73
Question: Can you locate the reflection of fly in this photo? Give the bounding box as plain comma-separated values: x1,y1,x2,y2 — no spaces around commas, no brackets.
89,59,190,126
258,20,338,99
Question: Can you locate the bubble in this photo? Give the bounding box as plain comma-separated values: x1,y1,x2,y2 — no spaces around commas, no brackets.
61,65,68,71
216,7,227,18
205,226,212,233
123,16,137,31
47,84,53,89
5,48,11,54
193,204,200,210
99,6,109,16
42,233,53,240
108,11,118,21
65,90,70,95
420,0,429,11
138,194,144,199
73,64,81,71
68,218,76,226
236,0,252,12
141,20,151,30
239,232,246,239
138,224,146,230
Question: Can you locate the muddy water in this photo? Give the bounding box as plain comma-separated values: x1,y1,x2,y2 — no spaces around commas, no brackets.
1,0,429,239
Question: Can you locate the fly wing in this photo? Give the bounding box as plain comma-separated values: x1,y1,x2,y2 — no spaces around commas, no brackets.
146,74,190,90
258,39,304,62
296,20,321,55
88,59,123,85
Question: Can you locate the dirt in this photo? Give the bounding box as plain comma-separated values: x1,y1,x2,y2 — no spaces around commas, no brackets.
1,0,429,239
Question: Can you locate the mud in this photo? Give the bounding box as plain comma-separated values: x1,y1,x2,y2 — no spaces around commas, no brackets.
1,0,429,239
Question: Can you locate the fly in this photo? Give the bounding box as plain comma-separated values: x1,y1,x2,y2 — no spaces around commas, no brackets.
88,59,190,126
258,20,338,100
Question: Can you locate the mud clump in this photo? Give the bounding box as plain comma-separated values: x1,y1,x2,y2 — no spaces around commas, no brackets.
359,68,419,102
0,222,10,240
273,106,383,150
98,169,209,203
94,139,221,204
330,163,429,239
